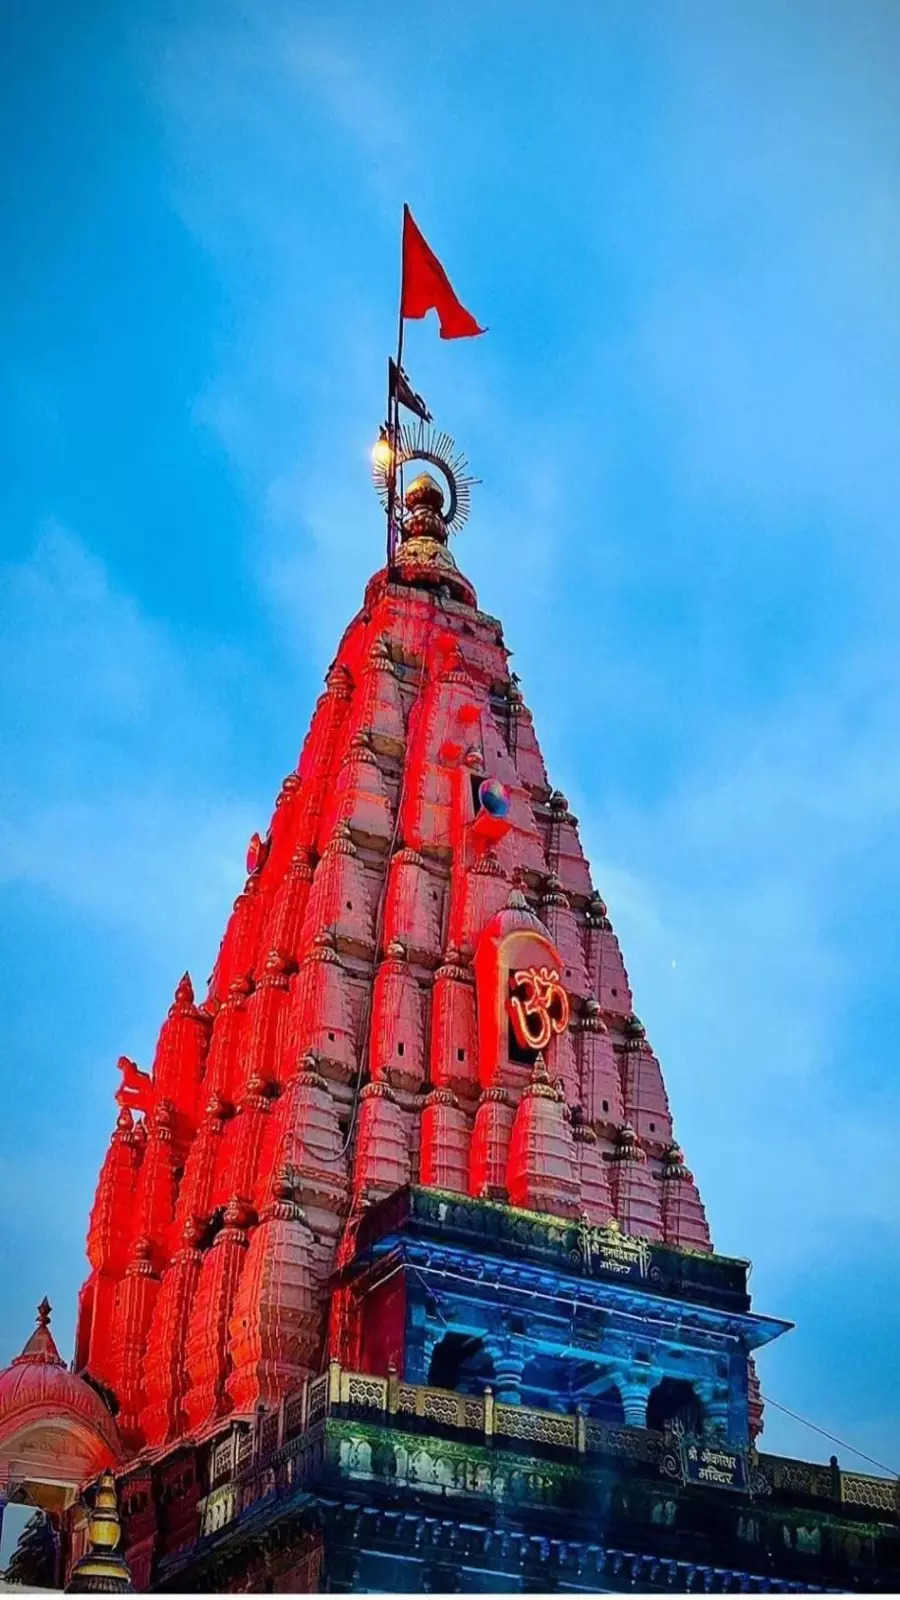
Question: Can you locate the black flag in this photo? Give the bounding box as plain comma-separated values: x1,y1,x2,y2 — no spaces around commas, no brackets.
389,358,432,422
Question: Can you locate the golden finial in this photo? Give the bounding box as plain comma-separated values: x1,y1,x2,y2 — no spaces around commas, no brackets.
65,1469,133,1593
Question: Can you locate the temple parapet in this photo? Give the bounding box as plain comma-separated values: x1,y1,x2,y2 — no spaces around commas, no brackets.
136,1357,900,1594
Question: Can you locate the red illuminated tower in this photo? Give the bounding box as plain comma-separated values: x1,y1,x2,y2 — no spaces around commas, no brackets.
68,465,716,1450
1,442,897,1594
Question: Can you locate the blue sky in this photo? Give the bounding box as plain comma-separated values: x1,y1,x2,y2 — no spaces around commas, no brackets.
2,0,899,1498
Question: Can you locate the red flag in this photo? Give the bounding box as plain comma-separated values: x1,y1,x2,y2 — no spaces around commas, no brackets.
401,205,485,340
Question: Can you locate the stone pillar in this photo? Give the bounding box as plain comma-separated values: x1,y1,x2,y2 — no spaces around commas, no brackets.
483,1385,495,1441
698,1379,730,1441
705,1394,730,1440
486,1340,526,1405
576,1403,587,1454
619,1368,654,1429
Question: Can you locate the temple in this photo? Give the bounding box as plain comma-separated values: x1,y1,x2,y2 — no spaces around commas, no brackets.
1,450,898,1593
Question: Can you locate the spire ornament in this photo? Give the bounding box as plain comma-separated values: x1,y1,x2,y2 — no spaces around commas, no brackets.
372,420,477,537
65,1470,133,1593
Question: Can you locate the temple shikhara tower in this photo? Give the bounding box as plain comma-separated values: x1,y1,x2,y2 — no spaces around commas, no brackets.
1,416,898,1592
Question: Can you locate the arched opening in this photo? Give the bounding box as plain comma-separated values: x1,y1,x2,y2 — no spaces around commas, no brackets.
646,1377,704,1436
427,1334,494,1395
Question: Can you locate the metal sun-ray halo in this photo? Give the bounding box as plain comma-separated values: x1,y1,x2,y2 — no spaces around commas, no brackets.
373,421,477,535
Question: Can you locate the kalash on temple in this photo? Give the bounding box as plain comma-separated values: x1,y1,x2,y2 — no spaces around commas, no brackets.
2,417,899,1595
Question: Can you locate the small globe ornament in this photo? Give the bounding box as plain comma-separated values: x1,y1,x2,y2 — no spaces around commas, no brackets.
403,473,447,543
478,777,510,818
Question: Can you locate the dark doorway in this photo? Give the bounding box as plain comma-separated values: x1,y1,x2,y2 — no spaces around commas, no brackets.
647,1377,705,1435
427,1333,495,1394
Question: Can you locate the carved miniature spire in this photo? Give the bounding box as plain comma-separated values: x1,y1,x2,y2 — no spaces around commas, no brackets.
285,927,358,1085
13,1297,64,1367
266,844,314,966
329,726,394,843
658,1142,713,1252
573,1119,614,1225
131,1097,178,1272
383,846,443,961
113,1235,158,1445
352,1078,410,1203
622,1013,673,1144
608,1123,663,1241
539,873,590,997
506,1054,580,1218
172,971,194,1010
86,1108,138,1275
577,998,623,1125
370,940,425,1092
300,821,374,954
420,1088,469,1192
358,634,405,756
430,943,478,1096
182,1196,251,1430
469,1087,515,1200
274,1053,348,1237
227,1167,319,1412
140,1214,206,1448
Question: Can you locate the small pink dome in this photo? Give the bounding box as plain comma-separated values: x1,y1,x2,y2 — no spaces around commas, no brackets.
0,1300,121,1461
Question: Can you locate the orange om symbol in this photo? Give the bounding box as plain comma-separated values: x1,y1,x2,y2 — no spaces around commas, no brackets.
508,966,570,1051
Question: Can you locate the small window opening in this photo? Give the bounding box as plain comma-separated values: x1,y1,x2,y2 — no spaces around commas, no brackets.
346,900,353,910
649,1121,656,1132
457,1047,466,1062
397,1042,405,1057
508,1017,537,1066
328,1030,335,1041
611,987,618,997
602,1099,609,1113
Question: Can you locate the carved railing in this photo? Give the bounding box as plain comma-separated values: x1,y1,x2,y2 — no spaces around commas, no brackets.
754,1452,899,1515
495,1402,577,1450
283,1389,305,1439
259,1411,278,1456
306,1372,328,1427
840,1471,900,1515
757,1452,834,1500
210,1437,232,1487
204,1361,898,1522
585,1418,663,1465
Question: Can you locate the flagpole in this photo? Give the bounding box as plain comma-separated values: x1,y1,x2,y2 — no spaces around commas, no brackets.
386,207,407,569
